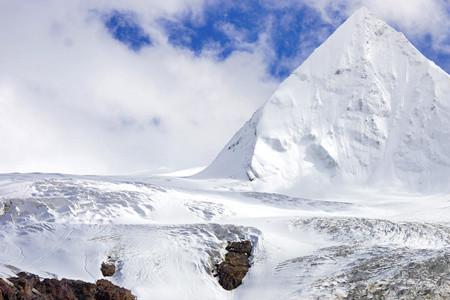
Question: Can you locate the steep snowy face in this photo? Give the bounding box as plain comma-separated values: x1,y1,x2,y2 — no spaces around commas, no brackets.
199,8,450,192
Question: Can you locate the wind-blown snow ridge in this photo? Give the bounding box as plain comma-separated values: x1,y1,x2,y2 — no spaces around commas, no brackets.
198,7,450,192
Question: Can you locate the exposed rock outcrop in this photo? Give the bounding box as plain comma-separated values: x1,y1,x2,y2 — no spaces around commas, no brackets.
101,261,116,277
225,241,252,256
0,272,136,300
215,240,252,290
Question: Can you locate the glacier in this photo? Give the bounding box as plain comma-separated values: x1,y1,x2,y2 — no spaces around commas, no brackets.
2,7,450,300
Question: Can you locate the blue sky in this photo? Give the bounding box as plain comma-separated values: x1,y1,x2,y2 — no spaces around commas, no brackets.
104,1,450,80
104,10,153,51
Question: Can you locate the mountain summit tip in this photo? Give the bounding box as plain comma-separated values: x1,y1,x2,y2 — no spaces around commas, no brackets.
351,6,372,17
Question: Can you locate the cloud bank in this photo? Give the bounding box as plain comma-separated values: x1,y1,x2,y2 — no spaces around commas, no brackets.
0,1,277,174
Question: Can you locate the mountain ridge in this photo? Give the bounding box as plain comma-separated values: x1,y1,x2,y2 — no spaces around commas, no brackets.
197,7,450,193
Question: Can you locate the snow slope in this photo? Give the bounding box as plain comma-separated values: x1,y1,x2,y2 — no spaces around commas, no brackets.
198,7,450,193
1,173,450,299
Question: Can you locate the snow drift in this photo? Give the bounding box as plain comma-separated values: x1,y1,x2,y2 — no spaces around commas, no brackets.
198,7,450,192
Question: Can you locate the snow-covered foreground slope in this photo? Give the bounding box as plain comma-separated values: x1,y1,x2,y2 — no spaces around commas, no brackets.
1,173,450,299
198,7,450,193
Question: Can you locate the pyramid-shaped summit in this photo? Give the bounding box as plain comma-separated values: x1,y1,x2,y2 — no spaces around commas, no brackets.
198,7,450,192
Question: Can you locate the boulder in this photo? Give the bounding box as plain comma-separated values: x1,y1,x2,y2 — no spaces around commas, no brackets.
216,240,253,290
101,262,116,277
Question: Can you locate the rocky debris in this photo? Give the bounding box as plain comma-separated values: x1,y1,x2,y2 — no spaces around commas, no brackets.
0,272,136,300
101,261,116,277
215,240,252,290
276,244,450,300
343,251,450,300
293,217,450,247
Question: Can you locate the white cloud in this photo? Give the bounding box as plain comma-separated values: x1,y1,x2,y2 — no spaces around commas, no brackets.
0,0,278,174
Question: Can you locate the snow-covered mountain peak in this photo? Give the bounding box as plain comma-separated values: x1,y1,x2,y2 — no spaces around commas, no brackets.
295,7,415,78
198,8,450,193
345,6,379,26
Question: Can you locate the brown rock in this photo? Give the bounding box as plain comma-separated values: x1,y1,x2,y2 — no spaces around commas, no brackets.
217,262,249,290
0,272,136,300
36,278,84,299
95,279,135,300
101,262,116,277
226,240,252,256
0,278,15,300
224,252,250,267
69,279,97,299
216,240,253,291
